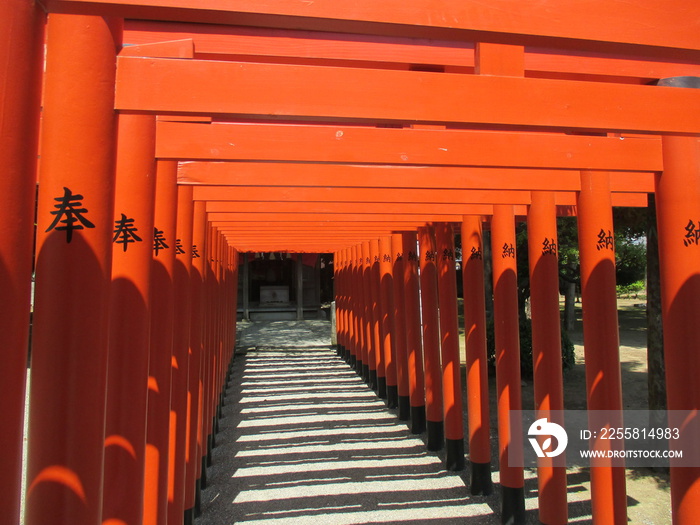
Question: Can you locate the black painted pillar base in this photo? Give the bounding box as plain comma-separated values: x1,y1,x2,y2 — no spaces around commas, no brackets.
207,434,213,466
200,457,208,488
214,413,220,435
349,353,356,368
337,344,343,357
362,363,370,383
386,385,399,409
377,376,387,398
184,507,195,525
501,485,526,525
355,358,363,375
410,405,426,434
469,461,493,495
398,395,410,420
426,420,444,451
445,438,465,471
369,369,378,391
195,477,202,516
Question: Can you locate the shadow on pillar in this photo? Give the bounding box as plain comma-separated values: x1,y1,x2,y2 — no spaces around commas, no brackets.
26,234,112,525
103,278,149,525
663,275,700,522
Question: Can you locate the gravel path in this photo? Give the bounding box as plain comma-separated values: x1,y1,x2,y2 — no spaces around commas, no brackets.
196,321,499,524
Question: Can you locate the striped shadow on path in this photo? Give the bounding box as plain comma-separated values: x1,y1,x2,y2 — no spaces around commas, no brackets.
196,344,500,525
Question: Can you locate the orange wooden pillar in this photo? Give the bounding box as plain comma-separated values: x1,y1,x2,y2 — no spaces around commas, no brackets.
169,184,194,525
102,113,156,525
362,241,376,388
334,249,344,358
230,246,239,359
352,245,364,376
340,249,351,362
230,247,239,362
200,225,214,477
654,127,700,525
345,248,354,364
577,170,626,525
348,246,359,373
418,224,444,451
391,233,411,420
370,238,387,398
0,3,43,523
461,215,493,495
475,41,525,516
186,200,207,521
403,231,426,433
379,236,398,408
212,232,224,432
203,227,219,471
491,205,526,524
25,14,120,525
434,222,465,470
204,227,219,460
144,160,178,525
527,192,568,524
344,248,355,366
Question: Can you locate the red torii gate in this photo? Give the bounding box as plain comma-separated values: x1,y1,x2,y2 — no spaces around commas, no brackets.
2,2,700,525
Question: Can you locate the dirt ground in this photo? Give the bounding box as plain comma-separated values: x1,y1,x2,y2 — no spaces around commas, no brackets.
460,297,671,524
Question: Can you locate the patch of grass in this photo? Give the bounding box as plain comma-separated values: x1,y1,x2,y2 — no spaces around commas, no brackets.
617,280,646,299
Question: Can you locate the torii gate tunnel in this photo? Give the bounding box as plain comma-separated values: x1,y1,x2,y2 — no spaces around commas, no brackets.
2,1,700,524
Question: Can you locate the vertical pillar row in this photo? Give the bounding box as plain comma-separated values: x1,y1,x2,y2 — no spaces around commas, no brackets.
491,205,526,525
343,248,355,366
169,184,194,525
201,221,216,474
144,160,179,525
102,113,157,525
334,249,345,357
26,14,121,525
205,226,219,465
0,3,43,522
346,247,355,364
186,200,208,521
461,215,493,495
352,245,366,378
231,246,239,363
418,225,443,451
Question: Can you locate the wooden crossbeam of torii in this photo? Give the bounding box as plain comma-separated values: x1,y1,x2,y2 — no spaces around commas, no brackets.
178,162,656,192
162,122,663,172
120,21,700,82
43,0,700,55
115,57,700,134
